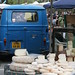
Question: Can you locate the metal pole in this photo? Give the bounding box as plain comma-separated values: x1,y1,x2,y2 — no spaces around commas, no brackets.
49,0,53,53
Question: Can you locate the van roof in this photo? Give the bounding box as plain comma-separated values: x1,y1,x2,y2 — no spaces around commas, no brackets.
4,4,45,10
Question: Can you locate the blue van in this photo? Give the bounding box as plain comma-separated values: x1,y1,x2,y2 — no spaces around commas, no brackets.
0,4,49,54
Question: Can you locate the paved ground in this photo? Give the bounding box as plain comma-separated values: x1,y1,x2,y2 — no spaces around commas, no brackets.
0,69,4,75
0,55,12,75
0,63,8,75
0,62,11,75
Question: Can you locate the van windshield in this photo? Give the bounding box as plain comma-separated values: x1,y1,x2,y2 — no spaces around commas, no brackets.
12,11,38,23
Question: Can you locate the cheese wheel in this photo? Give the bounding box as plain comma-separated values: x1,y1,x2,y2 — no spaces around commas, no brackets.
32,62,38,66
68,41,72,45
27,64,38,70
37,64,43,69
12,56,34,64
58,59,66,63
9,62,28,71
35,59,48,64
60,72,71,75
42,73,57,75
57,44,63,51
64,69,73,72
24,68,36,75
47,53,56,58
38,55,45,60
14,49,29,56
66,50,71,56
39,69,50,73
24,68,35,73
25,72,35,75
68,45,72,50
58,54,66,58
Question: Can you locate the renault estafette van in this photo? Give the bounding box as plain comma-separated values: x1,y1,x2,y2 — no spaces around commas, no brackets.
0,4,49,54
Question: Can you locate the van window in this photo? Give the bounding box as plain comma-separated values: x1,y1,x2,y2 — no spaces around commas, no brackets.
12,11,38,22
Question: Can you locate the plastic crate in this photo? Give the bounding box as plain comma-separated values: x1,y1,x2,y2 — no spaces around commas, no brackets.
4,65,41,75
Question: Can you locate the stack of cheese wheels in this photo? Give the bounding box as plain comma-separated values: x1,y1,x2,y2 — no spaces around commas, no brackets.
71,48,75,56
10,49,34,72
66,41,75,56
9,50,75,75
57,44,63,52
66,41,73,56
47,53,56,64
58,54,66,63
12,49,34,64
66,49,72,56
67,41,73,50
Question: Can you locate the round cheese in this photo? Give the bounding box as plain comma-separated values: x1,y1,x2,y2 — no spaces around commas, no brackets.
12,56,34,64
42,73,57,75
9,62,28,71
14,49,29,56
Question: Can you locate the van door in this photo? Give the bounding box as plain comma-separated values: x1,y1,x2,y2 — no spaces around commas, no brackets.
24,11,43,53
26,31,43,53
7,10,26,53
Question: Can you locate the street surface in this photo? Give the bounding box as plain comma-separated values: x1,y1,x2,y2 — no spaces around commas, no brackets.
0,69,4,75
0,55,12,75
0,62,11,75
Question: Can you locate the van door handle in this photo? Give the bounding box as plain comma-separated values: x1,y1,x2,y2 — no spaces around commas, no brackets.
24,27,27,30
